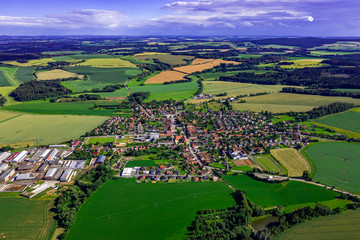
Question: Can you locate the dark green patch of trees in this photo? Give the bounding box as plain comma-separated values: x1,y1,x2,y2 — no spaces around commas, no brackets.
90,84,124,93
55,162,114,239
10,80,71,101
0,94,6,106
130,91,150,103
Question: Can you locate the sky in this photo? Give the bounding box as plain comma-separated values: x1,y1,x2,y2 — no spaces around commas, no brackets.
0,0,359,36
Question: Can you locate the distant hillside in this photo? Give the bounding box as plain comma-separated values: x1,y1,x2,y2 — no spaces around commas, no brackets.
250,37,348,49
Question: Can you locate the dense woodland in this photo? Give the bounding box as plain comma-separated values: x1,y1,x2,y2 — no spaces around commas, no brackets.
281,87,360,99
0,94,6,106
10,80,71,101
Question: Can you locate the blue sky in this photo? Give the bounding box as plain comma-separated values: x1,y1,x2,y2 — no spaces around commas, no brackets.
0,0,359,36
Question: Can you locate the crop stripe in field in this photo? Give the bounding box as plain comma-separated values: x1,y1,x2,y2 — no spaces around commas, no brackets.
74,188,231,226
2,68,20,86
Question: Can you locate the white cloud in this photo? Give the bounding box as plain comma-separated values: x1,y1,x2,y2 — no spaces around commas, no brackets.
0,9,128,29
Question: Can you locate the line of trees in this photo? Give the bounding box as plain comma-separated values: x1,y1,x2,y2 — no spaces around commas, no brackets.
281,87,360,99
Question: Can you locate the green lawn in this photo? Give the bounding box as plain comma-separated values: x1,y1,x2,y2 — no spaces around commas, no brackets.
254,155,282,173
87,137,115,144
67,179,235,240
126,160,157,167
277,209,360,240
0,198,55,240
303,142,360,193
223,175,338,206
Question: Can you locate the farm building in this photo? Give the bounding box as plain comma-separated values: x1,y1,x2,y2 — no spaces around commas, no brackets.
97,155,106,164
72,140,80,148
49,144,68,148
12,151,28,163
44,168,63,180
40,149,51,160
0,168,15,182
0,152,11,162
46,149,59,161
60,169,76,182
17,164,37,173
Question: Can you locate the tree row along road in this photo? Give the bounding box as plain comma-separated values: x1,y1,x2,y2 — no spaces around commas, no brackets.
124,85,154,118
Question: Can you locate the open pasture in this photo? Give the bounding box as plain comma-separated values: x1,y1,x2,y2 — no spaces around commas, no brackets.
0,112,107,146
232,92,360,113
0,111,22,123
134,54,194,65
173,59,241,74
67,179,235,240
144,70,187,84
314,111,360,135
66,66,141,84
223,175,337,206
0,86,17,105
277,209,360,240
310,50,360,56
270,148,310,177
78,58,136,68
0,198,55,240
303,142,360,193
87,137,115,144
36,69,84,80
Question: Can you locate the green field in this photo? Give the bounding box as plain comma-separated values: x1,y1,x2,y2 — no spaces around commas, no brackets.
78,58,137,68
134,54,194,65
66,66,142,84
0,86,17,105
314,111,360,135
15,67,35,82
224,175,338,206
254,155,282,173
87,137,115,144
61,80,111,92
232,93,360,113
130,80,198,101
304,142,360,193
277,209,360,240
0,198,55,240
67,179,235,240
0,66,19,86
2,102,117,116
202,81,288,97
0,112,108,146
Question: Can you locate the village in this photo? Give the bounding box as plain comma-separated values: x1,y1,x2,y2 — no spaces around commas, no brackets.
0,100,310,198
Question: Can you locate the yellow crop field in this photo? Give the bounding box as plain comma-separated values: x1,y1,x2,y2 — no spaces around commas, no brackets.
78,58,136,68
36,69,84,80
271,148,310,177
134,52,169,56
3,58,55,67
0,86,18,105
145,70,187,84
192,58,214,65
0,111,22,122
174,59,241,74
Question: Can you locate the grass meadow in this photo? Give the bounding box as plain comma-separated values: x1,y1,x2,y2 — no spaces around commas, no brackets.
277,209,360,240
67,179,235,240
270,148,310,177
78,58,137,68
0,197,55,240
134,54,194,65
303,142,360,193
15,67,35,82
223,175,338,207
254,155,282,173
0,112,107,146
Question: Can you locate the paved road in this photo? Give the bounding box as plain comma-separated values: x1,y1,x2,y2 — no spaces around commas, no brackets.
125,85,154,118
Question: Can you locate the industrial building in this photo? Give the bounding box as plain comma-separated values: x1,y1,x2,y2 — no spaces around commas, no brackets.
60,169,76,182
0,168,15,182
